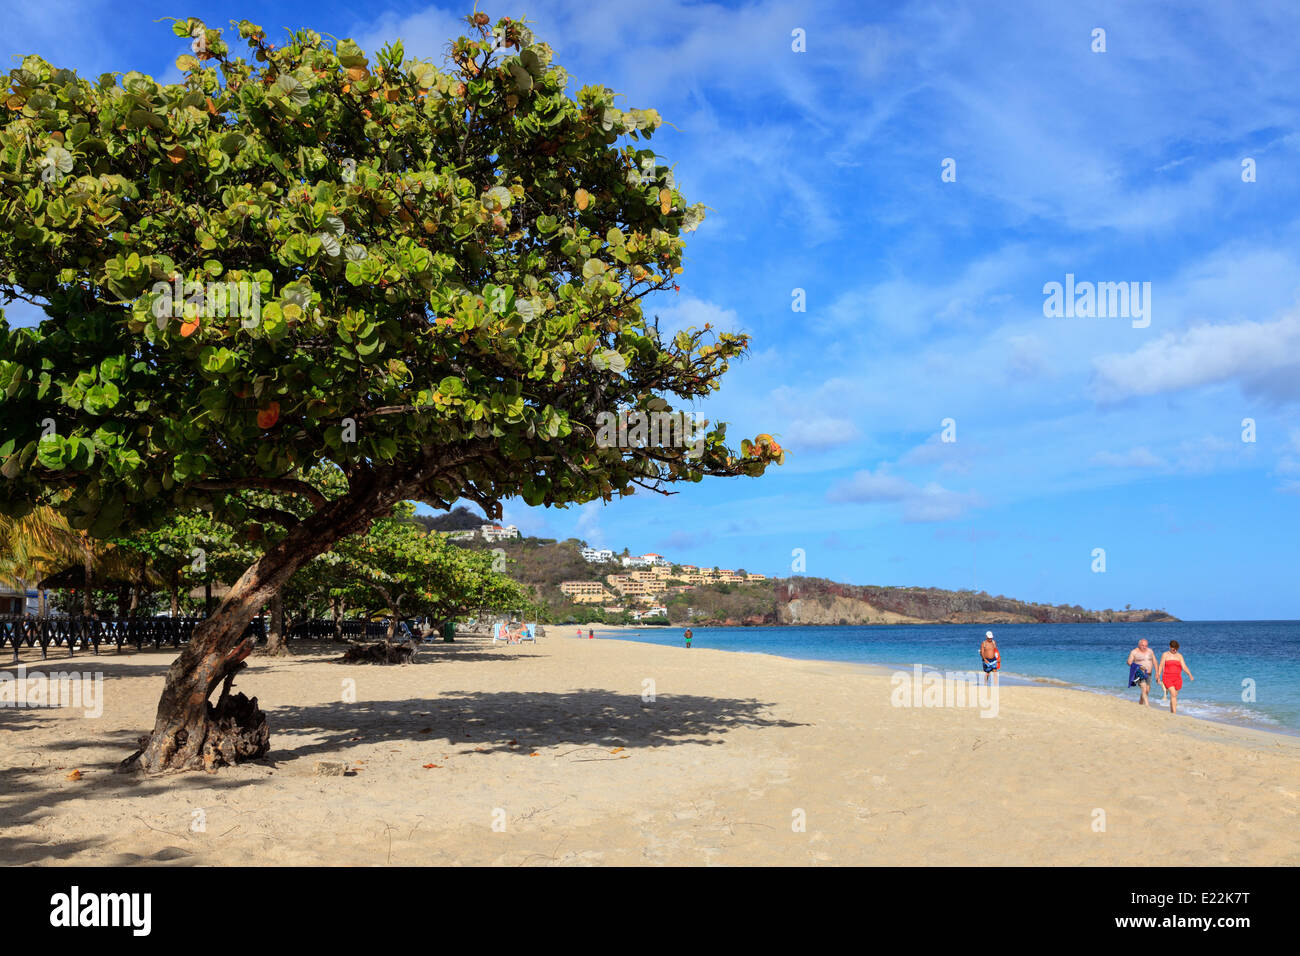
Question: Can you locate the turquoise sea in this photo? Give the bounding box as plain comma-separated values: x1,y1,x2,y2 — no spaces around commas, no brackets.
610,621,1300,734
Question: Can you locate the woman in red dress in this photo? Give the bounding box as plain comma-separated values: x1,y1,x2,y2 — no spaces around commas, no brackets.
1157,640,1195,714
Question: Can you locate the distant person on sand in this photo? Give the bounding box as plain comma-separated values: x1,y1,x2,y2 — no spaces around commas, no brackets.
684,627,693,649
588,628,594,640
1158,640,1194,714
979,631,1000,684
576,627,582,639
1126,638,1158,706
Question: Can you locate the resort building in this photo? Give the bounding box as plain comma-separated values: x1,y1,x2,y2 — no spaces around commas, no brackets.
479,523,520,541
559,581,616,604
605,574,663,601
580,547,616,563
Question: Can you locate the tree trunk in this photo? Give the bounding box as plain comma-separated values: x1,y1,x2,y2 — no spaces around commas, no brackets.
331,597,343,641
80,533,94,617
122,491,389,775
169,587,179,618
264,590,287,656
380,591,400,651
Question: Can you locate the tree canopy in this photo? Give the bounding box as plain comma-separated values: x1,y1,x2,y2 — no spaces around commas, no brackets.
0,12,780,541
0,11,779,772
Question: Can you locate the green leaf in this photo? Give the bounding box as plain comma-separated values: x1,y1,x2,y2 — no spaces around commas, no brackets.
36,434,65,470
271,75,310,108
508,62,533,93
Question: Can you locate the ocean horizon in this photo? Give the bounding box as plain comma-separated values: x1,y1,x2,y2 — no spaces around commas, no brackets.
609,621,1300,735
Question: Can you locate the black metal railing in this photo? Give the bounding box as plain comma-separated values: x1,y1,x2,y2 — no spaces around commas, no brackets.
0,615,387,660
286,620,389,641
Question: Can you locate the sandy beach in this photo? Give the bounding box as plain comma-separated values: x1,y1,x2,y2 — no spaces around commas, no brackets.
2,631,1298,866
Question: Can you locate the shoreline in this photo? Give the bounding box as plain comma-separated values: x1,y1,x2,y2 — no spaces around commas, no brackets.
590,625,1300,740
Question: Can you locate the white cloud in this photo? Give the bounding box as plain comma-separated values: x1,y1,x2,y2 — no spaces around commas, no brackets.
1091,447,1165,468
827,468,982,522
574,500,605,546
784,416,860,451
652,296,743,340
1092,311,1300,404
348,7,467,64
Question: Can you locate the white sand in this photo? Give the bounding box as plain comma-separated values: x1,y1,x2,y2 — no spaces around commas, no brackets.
2,633,1297,865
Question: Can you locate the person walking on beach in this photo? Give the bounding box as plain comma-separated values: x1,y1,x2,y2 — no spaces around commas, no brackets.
1127,638,1158,706
684,627,693,649
979,631,1000,684
588,628,594,640
1157,640,1194,714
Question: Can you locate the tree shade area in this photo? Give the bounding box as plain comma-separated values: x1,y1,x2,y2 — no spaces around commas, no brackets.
0,13,777,772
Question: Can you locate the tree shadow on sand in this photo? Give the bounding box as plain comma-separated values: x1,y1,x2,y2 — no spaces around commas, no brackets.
267,689,807,763
1,679,806,862
0,746,254,865
4,652,178,679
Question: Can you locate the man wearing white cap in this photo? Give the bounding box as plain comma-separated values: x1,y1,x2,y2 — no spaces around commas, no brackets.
979,630,1001,685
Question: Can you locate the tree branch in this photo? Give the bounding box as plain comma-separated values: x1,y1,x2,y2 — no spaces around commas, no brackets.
193,478,328,510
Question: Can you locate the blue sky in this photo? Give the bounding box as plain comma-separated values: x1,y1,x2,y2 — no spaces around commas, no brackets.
6,0,1300,619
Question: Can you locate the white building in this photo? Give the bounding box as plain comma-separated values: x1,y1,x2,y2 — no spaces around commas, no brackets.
580,547,615,563
633,606,669,620
0,587,40,616
479,524,520,542
622,552,670,568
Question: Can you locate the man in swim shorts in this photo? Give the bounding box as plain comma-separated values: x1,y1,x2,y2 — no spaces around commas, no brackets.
1126,637,1157,706
979,631,1000,684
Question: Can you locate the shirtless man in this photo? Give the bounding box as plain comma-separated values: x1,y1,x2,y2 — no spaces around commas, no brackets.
1126,638,1157,706
979,631,1000,685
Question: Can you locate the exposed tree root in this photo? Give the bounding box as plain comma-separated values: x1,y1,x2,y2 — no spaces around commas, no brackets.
119,659,269,773
336,642,413,665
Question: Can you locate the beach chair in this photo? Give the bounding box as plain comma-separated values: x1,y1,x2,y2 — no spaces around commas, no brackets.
491,621,508,643
519,622,537,643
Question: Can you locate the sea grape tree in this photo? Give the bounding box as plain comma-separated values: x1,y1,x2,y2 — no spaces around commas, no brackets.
0,12,781,772
329,504,536,639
